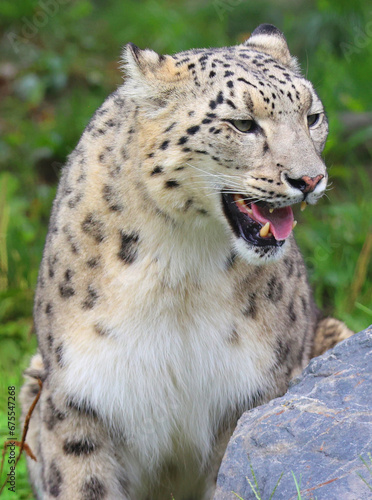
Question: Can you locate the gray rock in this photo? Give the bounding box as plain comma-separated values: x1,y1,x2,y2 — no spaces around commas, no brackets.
215,326,372,500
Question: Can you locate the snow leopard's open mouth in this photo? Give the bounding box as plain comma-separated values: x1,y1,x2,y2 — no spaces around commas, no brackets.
222,193,296,247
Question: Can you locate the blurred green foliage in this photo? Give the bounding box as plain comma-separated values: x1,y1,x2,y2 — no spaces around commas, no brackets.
0,0,371,497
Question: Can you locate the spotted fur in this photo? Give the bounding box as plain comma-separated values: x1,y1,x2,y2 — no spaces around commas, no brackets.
21,24,353,499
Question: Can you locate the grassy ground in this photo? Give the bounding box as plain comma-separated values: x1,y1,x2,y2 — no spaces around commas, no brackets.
0,0,371,497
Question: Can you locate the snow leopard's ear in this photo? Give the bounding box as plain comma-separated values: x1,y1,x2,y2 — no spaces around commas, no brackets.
123,44,189,85
243,24,300,73
121,43,190,110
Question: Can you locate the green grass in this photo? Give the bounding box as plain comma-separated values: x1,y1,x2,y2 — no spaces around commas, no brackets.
232,460,283,499
357,453,372,491
291,471,304,499
0,0,371,497
232,454,372,499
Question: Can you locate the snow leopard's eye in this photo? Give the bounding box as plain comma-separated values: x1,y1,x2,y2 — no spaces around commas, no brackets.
230,119,257,133
307,113,321,128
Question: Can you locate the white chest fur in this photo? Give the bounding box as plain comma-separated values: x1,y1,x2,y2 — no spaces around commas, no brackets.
61,269,272,468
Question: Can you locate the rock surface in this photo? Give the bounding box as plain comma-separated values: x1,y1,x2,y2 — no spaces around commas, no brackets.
215,325,372,500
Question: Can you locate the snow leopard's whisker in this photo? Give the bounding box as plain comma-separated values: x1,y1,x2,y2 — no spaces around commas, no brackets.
186,163,242,182
188,176,243,189
186,181,242,192
203,193,269,207
190,183,244,194
186,162,230,175
188,172,241,183
240,191,269,202
204,191,241,197
240,197,268,205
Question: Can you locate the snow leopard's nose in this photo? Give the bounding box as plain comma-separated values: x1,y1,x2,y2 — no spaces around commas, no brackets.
285,174,324,194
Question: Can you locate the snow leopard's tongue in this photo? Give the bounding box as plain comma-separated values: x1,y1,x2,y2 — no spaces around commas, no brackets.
251,203,294,240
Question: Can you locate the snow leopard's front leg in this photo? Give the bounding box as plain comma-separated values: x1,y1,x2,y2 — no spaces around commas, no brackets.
21,357,132,500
